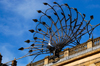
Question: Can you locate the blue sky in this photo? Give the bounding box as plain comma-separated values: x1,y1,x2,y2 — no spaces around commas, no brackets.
0,0,100,66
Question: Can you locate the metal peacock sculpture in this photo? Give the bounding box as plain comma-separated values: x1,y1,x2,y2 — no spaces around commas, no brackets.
18,2,100,65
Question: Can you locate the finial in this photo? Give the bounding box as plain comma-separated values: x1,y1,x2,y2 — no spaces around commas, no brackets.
14,57,16,60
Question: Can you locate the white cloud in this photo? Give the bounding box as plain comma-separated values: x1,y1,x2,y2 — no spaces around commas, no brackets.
0,0,51,36
0,43,15,63
0,0,50,19
0,17,29,36
0,0,52,66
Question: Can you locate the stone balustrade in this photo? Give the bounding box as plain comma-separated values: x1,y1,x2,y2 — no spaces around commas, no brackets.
27,37,100,66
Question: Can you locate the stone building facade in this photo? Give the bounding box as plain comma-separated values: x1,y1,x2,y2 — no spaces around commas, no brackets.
27,37,100,66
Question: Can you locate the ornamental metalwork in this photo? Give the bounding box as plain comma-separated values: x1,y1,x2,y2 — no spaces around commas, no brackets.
18,2,100,64
3,2,100,66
